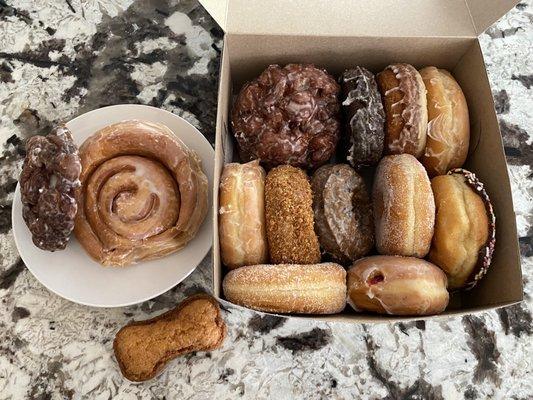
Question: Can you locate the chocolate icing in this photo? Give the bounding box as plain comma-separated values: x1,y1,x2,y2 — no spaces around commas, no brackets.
448,168,496,290
340,67,385,168
231,64,340,169
20,126,81,251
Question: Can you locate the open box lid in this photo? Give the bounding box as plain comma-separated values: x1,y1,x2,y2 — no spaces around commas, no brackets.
199,0,519,37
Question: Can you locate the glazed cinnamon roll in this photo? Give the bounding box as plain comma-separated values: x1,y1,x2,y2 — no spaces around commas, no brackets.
74,120,208,267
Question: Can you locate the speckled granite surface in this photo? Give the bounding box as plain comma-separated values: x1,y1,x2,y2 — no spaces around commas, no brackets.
0,1,531,399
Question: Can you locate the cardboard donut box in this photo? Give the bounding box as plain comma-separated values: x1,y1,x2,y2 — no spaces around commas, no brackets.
200,0,523,322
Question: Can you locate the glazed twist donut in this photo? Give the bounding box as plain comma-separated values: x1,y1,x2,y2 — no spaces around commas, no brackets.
74,120,208,266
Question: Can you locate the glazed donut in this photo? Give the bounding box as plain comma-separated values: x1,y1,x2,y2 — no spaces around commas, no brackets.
347,256,449,316
20,125,81,251
74,120,208,267
377,63,428,158
340,67,385,168
420,67,470,177
231,64,340,169
429,169,495,290
223,263,346,314
218,160,268,269
373,154,435,258
311,164,373,263
265,165,320,264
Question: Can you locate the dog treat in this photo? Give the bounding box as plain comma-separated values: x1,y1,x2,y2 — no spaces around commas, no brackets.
340,67,385,168
20,125,81,251
265,165,320,264
347,255,449,316
429,169,496,290
74,120,208,267
223,263,346,314
420,67,470,176
219,160,268,269
231,64,340,169
114,294,226,382
373,154,435,258
311,164,373,263
377,63,428,157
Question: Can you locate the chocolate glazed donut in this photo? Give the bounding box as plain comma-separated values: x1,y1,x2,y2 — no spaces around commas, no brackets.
231,64,341,169
74,120,208,267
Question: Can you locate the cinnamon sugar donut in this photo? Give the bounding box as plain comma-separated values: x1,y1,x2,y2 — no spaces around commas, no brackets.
265,165,320,264
223,263,346,314
74,120,208,266
377,63,428,158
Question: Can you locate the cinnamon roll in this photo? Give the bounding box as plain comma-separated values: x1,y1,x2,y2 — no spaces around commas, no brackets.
74,120,208,267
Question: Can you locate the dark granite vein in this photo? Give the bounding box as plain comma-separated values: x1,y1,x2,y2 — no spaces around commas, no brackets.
497,304,532,337
512,73,533,89
11,306,29,322
0,39,68,69
494,89,510,114
276,328,331,353
0,258,24,289
462,316,501,385
500,119,533,167
0,1,31,24
248,314,286,334
365,335,444,400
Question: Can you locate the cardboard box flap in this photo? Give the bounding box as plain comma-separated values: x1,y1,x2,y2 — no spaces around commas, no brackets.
465,0,520,34
200,0,518,37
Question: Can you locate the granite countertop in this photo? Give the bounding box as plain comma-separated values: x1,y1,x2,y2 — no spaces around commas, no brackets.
0,1,531,399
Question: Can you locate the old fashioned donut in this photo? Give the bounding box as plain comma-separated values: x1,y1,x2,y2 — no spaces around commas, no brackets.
223,263,346,314
347,255,449,316
231,64,340,169
311,164,373,263
20,126,81,251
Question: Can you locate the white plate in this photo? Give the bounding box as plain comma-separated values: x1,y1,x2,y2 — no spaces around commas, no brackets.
12,105,214,307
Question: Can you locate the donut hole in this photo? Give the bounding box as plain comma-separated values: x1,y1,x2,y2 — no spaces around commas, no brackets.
367,270,385,285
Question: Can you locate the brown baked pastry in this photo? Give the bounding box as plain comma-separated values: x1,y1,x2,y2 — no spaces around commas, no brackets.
311,164,373,263
219,160,268,269
340,67,385,168
429,169,495,290
114,294,225,382
74,120,208,267
265,165,320,264
20,125,81,251
420,67,470,176
377,63,428,157
373,154,435,257
231,64,340,169
223,263,346,314
347,255,449,316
